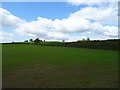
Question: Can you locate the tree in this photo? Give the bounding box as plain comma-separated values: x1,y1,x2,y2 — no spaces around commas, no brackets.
34,38,41,45
82,39,85,41
86,38,90,41
40,40,43,42
62,40,65,42
24,40,28,42
29,39,33,42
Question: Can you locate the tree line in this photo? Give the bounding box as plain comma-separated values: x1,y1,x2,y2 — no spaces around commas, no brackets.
3,37,119,50
40,39,119,50
24,38,44,45
24,37,91,44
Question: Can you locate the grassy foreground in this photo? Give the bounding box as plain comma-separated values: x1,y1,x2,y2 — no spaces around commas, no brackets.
2,44,118,88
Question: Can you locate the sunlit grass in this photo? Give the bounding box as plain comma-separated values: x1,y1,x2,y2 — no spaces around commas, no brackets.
2,44,118,88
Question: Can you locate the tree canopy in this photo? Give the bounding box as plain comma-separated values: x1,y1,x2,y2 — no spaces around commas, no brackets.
34,38,41,45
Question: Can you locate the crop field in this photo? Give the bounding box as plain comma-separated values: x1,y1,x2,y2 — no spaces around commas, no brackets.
2,44,118,88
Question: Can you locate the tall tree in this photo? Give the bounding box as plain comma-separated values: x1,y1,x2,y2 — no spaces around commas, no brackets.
29,39,33,42
24,40,28,42
62,40,65,42
34,38,40,45
82,39,85,41
86,38,90,41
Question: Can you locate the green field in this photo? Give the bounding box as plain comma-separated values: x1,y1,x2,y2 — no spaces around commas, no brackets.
2,44,118,88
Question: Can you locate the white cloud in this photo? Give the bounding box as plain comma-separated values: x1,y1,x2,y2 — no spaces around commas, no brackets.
70,6,118,25
0,8,25,29
67,0,102,6
53,16,90,33
102,26,118,37
67,0,119,6
67,0,118,23
0,31,14,43
15,9,118,40
1,4,118,42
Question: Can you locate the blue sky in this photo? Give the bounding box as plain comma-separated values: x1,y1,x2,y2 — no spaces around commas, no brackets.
2,2,85,21
2,2,85,42
0,1,118,42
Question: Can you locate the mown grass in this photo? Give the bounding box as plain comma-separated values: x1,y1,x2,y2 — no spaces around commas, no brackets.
2,44,118,88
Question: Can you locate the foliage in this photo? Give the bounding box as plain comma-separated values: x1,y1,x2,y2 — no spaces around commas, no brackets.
2,39,119,50
62,40,65,42
41,39,119,50
86,38,90,41
29,39,33,42
24,40,28,42
34,38,41,45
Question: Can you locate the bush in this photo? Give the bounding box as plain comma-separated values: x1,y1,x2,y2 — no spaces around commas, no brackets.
40,39,119,50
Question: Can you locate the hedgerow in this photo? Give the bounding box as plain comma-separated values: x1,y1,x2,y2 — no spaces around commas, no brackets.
40,39,119,50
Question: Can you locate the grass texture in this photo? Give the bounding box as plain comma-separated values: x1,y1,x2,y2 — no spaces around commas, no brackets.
2,44,118,88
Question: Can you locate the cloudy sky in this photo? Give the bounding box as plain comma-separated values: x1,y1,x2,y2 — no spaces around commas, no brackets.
0,0,119,43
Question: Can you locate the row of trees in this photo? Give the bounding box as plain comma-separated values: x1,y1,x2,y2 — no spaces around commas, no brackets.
24,38,66,44
24,38,43,45
41,39,119,50
24,37,91,44
77,38,90,42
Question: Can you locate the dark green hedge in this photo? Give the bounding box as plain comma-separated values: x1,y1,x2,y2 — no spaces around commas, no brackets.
41,39,119,50
2,39,119,50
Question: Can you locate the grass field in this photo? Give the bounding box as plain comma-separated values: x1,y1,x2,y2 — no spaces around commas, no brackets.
2,44,118,88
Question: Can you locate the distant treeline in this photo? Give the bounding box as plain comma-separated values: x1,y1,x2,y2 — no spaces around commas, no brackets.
2,39,119,50
2,42,33,44
40,39,119,50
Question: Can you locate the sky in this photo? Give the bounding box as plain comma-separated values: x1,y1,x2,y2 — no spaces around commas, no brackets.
0,0,119,43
